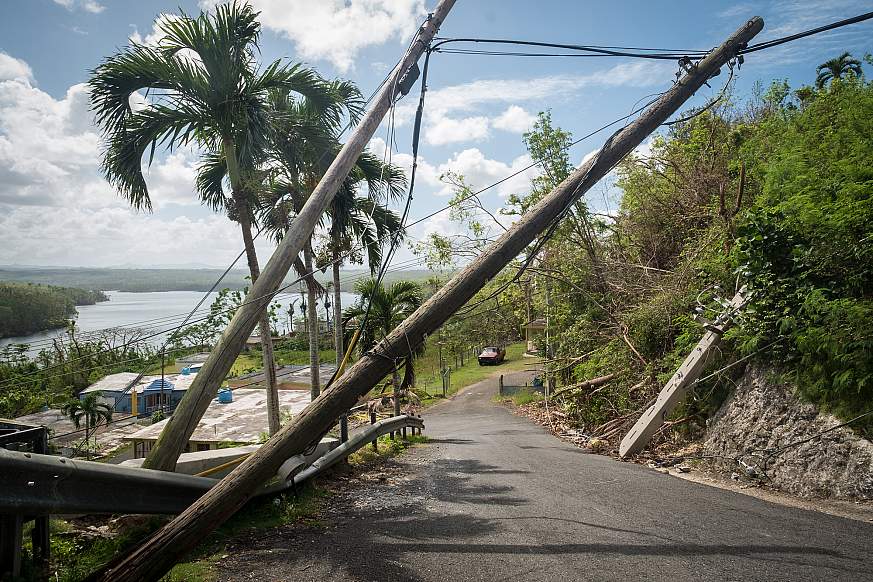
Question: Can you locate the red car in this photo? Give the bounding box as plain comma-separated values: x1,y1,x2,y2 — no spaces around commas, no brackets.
478,346,506,365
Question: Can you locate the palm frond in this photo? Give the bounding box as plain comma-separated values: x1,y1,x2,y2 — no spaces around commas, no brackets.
102,104,210,211
195,150,229,212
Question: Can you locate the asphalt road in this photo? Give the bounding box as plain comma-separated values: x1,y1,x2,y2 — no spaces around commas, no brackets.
217,372,873,581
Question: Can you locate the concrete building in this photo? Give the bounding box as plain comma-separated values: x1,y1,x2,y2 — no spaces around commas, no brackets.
125,388,312,458
227,363,337,391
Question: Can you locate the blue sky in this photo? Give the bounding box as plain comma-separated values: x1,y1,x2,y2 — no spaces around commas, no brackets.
0,0,870,269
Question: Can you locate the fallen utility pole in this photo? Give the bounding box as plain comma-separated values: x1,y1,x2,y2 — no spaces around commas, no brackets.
140,0,458,473
619,290,748,458
99,16,763,582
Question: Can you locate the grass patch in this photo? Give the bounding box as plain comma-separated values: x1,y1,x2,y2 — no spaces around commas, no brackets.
347,434,429,467
509,389,543,406
414,342,538,400
163,555,221,582
35,485,328,581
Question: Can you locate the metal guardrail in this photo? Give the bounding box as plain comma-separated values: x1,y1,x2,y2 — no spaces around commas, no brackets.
0,448,217,515
0,414,424,577
0,414,425,516
292,415,425,486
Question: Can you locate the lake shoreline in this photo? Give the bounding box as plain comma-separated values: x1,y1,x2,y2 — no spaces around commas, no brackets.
1,290,360,356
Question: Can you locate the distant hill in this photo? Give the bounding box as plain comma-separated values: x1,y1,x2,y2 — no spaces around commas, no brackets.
0,282,108,338
0,267,436,293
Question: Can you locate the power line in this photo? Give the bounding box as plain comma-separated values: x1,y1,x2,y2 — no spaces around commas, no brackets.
431,37,708,60
738,11,873,54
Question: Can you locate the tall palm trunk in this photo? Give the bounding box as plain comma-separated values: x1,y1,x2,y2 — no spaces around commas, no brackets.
223,135,280,435
238,217,281,435
331,237,349,441
304,242,321,400
331,243,343,365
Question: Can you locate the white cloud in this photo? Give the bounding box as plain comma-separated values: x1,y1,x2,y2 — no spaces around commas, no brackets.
392,61,674,147
129,14,184,47
54,0,105,13
0,56,233,267
492,105,536,134
426,115,490,146
145,148,202,207
367,136,440,190
0,53,34,84
0,206,259,267
398,61,674,124
433,149,538,198
200,0,426,72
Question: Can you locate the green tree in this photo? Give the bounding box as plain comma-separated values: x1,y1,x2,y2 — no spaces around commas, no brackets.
62,392,113,459
344,279,423,414
815,51,863,88
259,86,405,397
88,1,334,434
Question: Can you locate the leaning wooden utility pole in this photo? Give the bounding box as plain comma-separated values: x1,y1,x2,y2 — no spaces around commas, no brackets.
619,290,748,458
140,0,458,473
101,16,763,581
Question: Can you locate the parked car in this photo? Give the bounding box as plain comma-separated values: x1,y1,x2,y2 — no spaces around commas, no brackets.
478,346,506,365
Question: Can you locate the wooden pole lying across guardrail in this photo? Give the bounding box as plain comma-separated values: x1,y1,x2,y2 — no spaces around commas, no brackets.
97,15,764,582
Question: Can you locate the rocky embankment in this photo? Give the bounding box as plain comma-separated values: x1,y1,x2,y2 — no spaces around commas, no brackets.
703,365,873,500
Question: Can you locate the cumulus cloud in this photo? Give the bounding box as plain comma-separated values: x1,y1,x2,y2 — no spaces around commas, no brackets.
0,56,236,266
425,115,490,146
200,0,425,72
398,61,673,125
391,61,673,146
492,105,536,133
0,53,34,84
432,149,538,198
0,206,261,267
53,0,105,14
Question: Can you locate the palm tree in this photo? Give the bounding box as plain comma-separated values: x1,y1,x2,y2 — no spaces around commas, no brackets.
326,153,406,370
343,279,423,417
62,392,113,459
815,51,863,89
88,2,335,434
260,87,405,399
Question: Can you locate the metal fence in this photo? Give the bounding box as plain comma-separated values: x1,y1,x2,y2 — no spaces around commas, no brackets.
498,374,545,397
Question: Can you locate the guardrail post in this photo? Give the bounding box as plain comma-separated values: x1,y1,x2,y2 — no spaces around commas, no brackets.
340,413,348,443
370,412,378,450
0,514,23,578
31,514,49,572
499,374,504,396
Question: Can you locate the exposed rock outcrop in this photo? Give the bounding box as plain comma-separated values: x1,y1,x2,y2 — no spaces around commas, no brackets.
703,365,873,500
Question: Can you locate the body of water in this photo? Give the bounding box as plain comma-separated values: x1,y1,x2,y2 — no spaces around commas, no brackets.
0,290,360,356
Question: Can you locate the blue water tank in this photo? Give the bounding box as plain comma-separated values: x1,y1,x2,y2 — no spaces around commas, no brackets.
181,367,191,375
217,388,233,404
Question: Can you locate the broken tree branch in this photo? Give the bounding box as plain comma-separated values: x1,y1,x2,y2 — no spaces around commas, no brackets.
549,373,617,400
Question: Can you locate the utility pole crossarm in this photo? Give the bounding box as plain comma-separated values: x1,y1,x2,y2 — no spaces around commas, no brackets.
103,13,762,582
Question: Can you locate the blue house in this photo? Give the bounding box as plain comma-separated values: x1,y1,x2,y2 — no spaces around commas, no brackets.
79,372,190,416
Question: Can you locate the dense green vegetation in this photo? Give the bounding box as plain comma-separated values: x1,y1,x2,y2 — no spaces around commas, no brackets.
421,57,873,440
0,282,107,338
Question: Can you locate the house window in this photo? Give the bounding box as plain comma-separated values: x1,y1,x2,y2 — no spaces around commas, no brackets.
196,443,210,452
